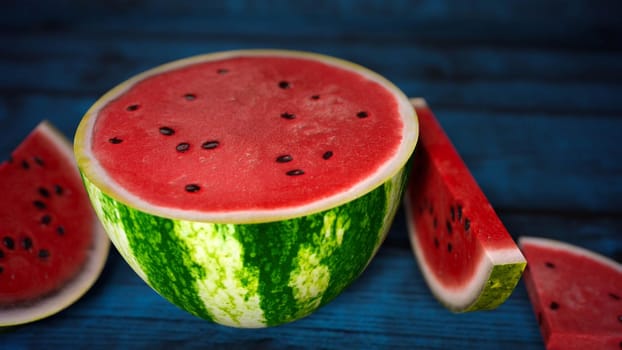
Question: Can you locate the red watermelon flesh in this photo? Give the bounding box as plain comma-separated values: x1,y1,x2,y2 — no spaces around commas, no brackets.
89,54,404,217
404,98,525,312
0,121,109,325
519,237,622,350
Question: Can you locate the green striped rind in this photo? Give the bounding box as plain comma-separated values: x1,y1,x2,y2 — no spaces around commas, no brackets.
463,262,527,312
81,167,406,327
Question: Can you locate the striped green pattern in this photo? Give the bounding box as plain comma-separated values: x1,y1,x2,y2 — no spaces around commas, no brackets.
82,167,407,327
463,262,527,312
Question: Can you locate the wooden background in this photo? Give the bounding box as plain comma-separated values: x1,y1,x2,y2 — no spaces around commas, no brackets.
1,1,621,348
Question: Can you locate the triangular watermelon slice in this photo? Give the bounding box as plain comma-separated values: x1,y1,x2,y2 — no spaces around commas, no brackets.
404,98,526,312
0,121,110,326
520,236,622,349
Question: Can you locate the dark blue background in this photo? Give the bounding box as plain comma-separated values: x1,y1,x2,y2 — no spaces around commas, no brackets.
1,1,621,348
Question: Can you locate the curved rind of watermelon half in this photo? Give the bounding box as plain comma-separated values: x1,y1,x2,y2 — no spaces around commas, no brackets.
0,121,109,327
404,98,526,312
519,237,622,350
74,50,418,327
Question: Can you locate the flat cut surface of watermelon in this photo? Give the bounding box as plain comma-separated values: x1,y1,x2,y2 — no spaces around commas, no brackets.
404,98,525,312
519,236,622,350
0,121,109,326
74,50,417,327
78,50,416,223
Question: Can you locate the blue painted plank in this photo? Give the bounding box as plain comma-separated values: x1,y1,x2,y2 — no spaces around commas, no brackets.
3,34,622,85
1,1,620,52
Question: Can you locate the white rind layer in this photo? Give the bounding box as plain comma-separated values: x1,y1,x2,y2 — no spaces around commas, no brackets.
74,49,418,224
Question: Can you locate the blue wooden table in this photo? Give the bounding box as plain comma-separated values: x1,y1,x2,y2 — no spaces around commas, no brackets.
1,1,621,349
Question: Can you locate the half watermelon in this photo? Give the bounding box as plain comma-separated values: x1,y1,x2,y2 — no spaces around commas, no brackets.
74,49,418,327
0,121,109,326
404,98,526,312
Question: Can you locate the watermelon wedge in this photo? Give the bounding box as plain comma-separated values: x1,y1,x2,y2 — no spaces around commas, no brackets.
0,121,109,327
519,236,622,350
74,49,418,327
404,98,526,312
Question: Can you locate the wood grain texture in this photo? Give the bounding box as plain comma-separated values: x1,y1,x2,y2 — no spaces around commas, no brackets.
1,0,620,348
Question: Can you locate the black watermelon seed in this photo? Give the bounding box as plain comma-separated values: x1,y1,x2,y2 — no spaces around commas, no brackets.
618,315,622,323
41,215,52,225
33,156,45,166
159,127,175,136
464,218,471,232
286,169,305,176
22,237,32,250
356,111,368,118
609,293,621,300
450,206,455,221
278,81,291,89
433,237,439,248
33,200,46,210
38,249,50,259
446,220,453,235
545,261,556,269
276,155,293,163
322,151,333,160
109,137,123,144
447,243,453,253
281,112,296,120
217,68,229,74
184,93,196,101
126,104,140,111
38,187,50,198
311,95,320,100
185,184,201,193
457,205,463,222
0,266,3,274
176,143,190,153
56,226,65,235
3,237,15,250
0,249,4,258
21,160,30,169
201,141,220,150
549,301,560,310
54,184,64,195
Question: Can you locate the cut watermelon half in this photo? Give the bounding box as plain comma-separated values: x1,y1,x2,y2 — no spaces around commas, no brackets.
404,98,526,312
74,49,418,327
0,121,109,326
519,236,622,350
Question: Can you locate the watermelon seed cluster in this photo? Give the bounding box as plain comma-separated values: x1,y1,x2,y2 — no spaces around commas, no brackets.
418,198,472,254
0,154,69,276
106,76,365,195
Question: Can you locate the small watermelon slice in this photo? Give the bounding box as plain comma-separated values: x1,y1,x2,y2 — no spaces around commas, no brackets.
74,49,418,327
519,236,622,350
404,98,526,312
0,121,109,326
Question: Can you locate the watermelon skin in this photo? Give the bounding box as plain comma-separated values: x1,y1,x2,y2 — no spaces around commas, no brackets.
82,166,407,327
404,98,526,312
519,237,622,350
